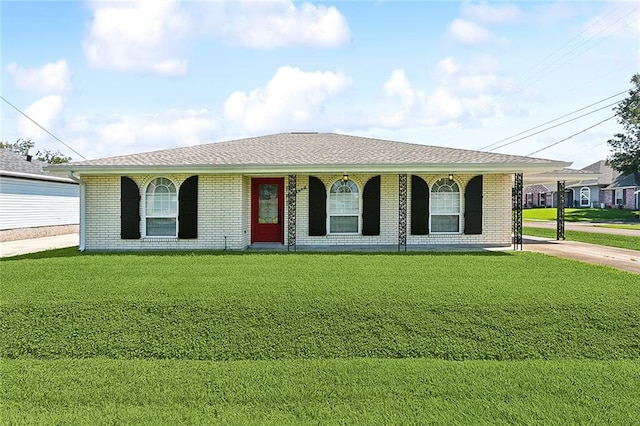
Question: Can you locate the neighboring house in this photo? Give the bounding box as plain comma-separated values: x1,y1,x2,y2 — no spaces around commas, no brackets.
565,160,618,208
523,168,602,208
566,160,639,209
49,133,569,252
0,149,79,241
603,172,640,210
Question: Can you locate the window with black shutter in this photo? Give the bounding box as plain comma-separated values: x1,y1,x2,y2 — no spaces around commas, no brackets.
362,175,381,236
178,175,198,239
120,176,141,239
308,176,326,236
411,175,429,235
464,175,483,235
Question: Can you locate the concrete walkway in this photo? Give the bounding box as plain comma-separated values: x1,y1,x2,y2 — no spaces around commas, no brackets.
0,234,78,258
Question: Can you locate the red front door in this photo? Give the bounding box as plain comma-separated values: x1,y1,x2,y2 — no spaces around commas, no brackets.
251,178,284,243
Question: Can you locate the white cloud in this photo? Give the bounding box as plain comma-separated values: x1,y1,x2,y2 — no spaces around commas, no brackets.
200,1,350,48
83,0,190,76
18,96,65,138
6,60,72,94
436,56,504,96
447,18,501,46
375,56,521,130
461,1,523,24
94,109,219,157
223,66,351,132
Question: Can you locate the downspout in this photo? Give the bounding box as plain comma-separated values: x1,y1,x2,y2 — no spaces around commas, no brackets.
66,171,86,252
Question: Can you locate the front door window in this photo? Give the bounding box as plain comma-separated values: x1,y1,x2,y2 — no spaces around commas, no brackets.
259,184,278,224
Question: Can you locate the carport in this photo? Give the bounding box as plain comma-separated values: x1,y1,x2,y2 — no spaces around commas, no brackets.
512,168,602,249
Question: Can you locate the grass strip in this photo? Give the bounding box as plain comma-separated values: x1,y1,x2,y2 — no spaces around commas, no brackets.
2,253,638,361
523,208,639,222
2,358,639,425
595,223,640,230
523,226,640,251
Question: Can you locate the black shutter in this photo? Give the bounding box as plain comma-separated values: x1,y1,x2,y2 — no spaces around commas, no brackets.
464,175,483,235
178,175,198,239
411,175,429,235
120,176,140,239
362,175,381,236
308,176,326,236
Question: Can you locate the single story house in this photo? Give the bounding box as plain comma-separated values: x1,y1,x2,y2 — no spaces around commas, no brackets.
49,133,569,251
1,149,79,241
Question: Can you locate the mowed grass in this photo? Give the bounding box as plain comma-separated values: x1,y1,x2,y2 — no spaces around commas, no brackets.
2,251,640,423
523,207,639,222
596,223,640,230
3,359,639,424
523,226,640,250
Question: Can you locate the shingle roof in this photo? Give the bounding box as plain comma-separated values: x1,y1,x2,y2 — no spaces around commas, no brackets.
605,172,640,189
576,160,620,186
1,149,76,183
51,132,569,173
0,149,49,175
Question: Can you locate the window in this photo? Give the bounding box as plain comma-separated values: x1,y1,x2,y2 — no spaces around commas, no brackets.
328,179,359,233
539,192,545,206
615,188,624,206
526,193,533,207
580,187,590,207
431,178,460,233
145,177,178,237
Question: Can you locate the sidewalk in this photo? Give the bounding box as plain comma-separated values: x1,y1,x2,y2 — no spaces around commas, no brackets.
0,234,78,258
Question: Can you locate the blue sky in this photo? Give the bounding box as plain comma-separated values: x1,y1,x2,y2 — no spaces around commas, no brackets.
1,0,638,168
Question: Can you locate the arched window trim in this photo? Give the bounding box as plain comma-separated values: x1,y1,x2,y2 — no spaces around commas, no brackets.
580,187,590,207
143,176,179,238
429,177,462,234
327,178,362,234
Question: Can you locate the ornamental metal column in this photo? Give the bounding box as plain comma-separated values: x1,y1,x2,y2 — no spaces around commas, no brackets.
557,180,566,240
512,173,523,250
287,175,297,252
398,174,407,251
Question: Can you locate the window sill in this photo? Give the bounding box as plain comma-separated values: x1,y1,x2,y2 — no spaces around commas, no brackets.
142,236,179,240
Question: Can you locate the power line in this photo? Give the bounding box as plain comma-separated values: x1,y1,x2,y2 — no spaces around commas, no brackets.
527,115,615,157
486,101,618,152
481,89,628,151
436,4,638,147
0,95,86,160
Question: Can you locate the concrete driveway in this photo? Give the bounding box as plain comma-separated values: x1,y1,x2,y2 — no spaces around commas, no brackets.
0,234,78,258
523,236,640,274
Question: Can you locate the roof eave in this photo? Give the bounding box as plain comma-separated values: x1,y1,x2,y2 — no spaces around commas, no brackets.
48,161,571,176
0,170,77,183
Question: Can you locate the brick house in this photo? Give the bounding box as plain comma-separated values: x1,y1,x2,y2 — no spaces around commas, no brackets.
49,133,568,251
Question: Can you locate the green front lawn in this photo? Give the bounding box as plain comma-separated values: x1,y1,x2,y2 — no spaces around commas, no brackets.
524,207,639,222
1,252,639,423
3,358,638,424
523,227,640,251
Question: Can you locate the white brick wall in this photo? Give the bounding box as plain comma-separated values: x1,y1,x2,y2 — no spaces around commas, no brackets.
82,172,513,251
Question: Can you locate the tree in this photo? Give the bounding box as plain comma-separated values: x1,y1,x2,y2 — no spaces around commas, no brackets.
0,138,34,157
607,73,640,175
0,138,71,164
